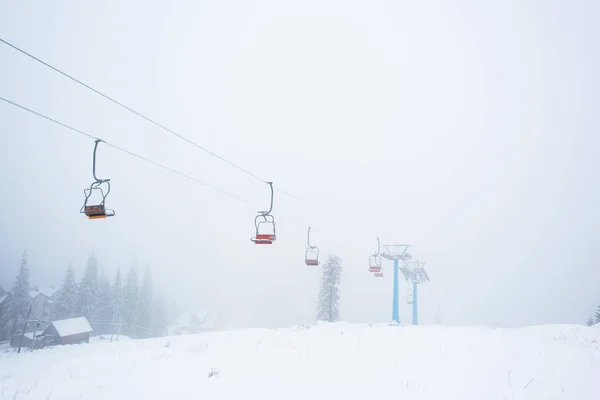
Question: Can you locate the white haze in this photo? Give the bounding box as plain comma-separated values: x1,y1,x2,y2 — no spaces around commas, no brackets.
1,0,599,329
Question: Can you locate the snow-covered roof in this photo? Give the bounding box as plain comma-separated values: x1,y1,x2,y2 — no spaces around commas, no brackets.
28,287,57,299
51,317,93,337
38,287,57,298
172,308,226,331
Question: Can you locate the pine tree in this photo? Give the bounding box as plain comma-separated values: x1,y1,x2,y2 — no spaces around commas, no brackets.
53,263,79,320
111,269,124,334
595,304,600,325
0,285,5,297
138,265,154,338
3,251,32,338
586,315,595,327
315,254,343,322
151,291,169,337
93,273,113,334
78,252,100,318
123,263,140,337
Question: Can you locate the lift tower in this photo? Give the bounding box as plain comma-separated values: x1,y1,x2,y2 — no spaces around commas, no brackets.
380,244,412,324
400,261,429,325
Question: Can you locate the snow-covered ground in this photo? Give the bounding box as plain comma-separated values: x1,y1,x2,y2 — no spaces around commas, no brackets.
1,322,599,399
89,334,132,344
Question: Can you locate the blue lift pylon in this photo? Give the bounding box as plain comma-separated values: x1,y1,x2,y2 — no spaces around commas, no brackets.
400,261,429,325
412,281,418,325
380,244,412,324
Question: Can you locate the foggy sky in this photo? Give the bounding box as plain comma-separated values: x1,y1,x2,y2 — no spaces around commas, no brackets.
1,0,599,329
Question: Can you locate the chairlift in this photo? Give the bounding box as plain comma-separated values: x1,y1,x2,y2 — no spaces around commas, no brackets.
251,182,276,244
374,270,384,278
369,237,382,273
80,139,115,219
305,227,319,266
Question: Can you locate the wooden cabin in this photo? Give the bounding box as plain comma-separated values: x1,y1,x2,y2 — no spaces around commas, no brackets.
42,317,93,346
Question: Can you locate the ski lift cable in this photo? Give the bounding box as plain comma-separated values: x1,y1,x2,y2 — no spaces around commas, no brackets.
0,37,303,202
0,95,254,205
0,95,309,228
2,93,377,260
0,38,385,241
1,92,377,249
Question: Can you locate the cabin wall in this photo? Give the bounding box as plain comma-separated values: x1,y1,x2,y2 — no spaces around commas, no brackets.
41,325,59,346
10,333,32,348
58,332,90,345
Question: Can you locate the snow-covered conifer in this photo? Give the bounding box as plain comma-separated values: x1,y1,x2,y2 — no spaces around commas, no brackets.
315,255,343,322
138,265,154,338
123,262,140,337
2,251,32,337
53,262,79,320
77,252,99,318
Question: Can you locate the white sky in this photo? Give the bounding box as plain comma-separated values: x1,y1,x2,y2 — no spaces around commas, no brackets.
1,0,599,329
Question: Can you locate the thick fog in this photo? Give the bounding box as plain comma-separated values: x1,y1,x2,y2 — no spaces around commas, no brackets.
1,0,598,329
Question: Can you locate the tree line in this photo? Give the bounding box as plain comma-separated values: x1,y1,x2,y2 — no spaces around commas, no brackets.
586,306,600,327
0,250,169,340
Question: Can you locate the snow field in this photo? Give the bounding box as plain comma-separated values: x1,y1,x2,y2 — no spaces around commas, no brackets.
1,322,599,399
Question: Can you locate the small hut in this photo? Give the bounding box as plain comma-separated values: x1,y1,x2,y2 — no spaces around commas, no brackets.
42,317,93,346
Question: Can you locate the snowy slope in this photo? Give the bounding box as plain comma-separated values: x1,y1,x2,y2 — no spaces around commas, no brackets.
1,323,599,399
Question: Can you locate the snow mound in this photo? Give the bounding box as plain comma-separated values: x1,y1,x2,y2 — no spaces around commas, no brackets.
0,323,599,399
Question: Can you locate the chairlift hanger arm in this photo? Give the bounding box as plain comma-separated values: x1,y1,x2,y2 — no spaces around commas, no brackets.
82,139,115,219
92,139,110,183
307,226,316,249
261,181,274,216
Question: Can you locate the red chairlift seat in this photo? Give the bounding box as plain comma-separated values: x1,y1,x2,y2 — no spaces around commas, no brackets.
251,182,276,245
81,184,115,220
369,238,383,276
85,205,109,219
252,233,274,244
369,264,382,273
369,254,382,273
305,241,319,266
